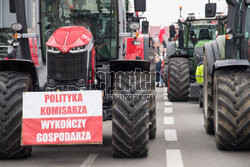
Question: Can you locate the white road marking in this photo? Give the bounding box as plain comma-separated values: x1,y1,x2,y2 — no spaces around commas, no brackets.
165,129,178,141
80,153,99,167
166,149,184,167
164,117,174,125
164,89,168,92
164,96,168,100
164,107,173,114
164,93,168,96
165,102,172,106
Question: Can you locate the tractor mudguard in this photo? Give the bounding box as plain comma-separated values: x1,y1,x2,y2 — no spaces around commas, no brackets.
214,59,250,70
0,60,38,87
110,60,151,73
166,42,175,58
204,41,220,74
215,35,226,60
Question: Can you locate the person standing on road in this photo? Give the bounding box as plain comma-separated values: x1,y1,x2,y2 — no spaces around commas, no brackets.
160,54,165,87
196,61,204,84
155,55,162,87
196,60,204,107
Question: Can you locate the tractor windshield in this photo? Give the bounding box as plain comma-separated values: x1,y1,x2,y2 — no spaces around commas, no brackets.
40,0,118,62
186,23,218,49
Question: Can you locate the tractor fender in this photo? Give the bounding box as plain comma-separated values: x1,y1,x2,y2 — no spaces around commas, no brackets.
215,35,226,60
110,60,150,73
166,42,175,58
214,59,250,70
0,60,39,88
203,41,220,74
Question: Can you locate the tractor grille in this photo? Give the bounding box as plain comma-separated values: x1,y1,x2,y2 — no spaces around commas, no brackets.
47,51,88,80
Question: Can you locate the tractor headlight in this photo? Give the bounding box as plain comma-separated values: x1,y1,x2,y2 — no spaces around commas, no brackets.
69,46,86,53
246,0,250,4
47,46,60,53
130,22,140,31
11,23,23,31
12,42,20,47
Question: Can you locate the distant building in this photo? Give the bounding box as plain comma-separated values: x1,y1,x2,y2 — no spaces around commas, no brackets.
149,26,169,55
149,26,169,40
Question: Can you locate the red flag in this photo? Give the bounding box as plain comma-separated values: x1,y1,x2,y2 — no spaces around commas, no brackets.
159,26,165,44
173,34,179,41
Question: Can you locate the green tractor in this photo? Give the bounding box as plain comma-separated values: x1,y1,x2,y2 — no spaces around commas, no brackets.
203,0,250,150
193,14,227,107
165,12,226,102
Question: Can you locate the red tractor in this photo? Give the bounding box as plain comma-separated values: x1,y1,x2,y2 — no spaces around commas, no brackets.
0,0,156,159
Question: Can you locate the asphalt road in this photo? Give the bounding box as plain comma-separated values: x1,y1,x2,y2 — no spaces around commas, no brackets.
1,88,249,167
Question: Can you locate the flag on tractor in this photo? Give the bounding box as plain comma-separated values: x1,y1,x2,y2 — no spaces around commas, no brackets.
159,26,165,44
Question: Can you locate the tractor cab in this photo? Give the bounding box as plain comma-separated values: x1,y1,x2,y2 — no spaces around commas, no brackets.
184,14,226,56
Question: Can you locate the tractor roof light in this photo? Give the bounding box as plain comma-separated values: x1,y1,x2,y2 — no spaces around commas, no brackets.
187,13,196,21
187,16,195,21
130,22,140,31
11,23,23,31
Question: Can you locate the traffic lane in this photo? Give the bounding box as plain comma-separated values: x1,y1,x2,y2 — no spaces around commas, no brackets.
92,88,166,167
0,88,166,167
167,101,250,167
0,145,101,167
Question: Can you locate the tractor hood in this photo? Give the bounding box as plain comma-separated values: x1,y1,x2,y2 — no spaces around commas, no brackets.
46,26,93,53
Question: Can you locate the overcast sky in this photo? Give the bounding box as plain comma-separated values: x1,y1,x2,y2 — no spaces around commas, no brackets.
144,0,227,26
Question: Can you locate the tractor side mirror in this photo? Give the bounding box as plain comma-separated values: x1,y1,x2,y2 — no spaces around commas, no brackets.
142,21,149,34
169,25,176,38
9,0,16,13
126,12,134,22
205,3,217,18
134,0,146,12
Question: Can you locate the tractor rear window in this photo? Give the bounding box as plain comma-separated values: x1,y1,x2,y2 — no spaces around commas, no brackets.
186,24,217,49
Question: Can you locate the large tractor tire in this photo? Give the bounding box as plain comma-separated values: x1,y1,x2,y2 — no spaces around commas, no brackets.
162,65,168,87
149,60,157,140
149,97,156,139
199,89,203,108
0,72,32,159
203,52,214,134
213,68,250,150
167,57,190,102
112,72,150,157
